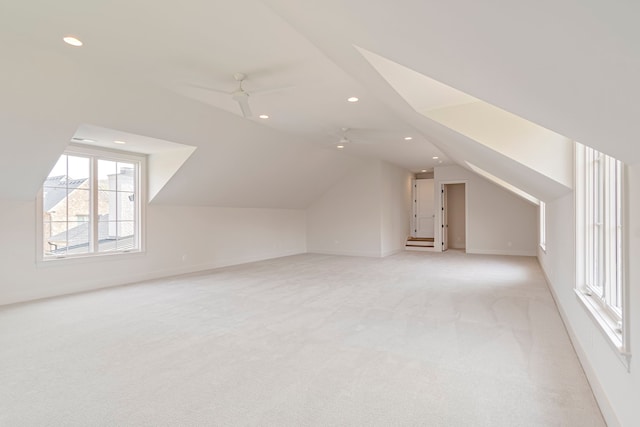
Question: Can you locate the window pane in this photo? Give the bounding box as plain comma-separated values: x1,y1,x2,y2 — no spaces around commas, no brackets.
118,220,136,251
44,155,68,188
70,189,90,221
118,192,136,220
97,220,136,252
98,159,117,190
117,163,136,191
97,219,115,253
44,222,67,256
67,155,90,181
65,221,90,255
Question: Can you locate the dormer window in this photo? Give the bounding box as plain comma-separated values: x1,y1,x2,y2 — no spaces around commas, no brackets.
38,145,145,260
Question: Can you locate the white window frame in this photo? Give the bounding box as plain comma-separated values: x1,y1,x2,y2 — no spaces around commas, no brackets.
539,201,546,252
36,144,146,263
574,143,629,366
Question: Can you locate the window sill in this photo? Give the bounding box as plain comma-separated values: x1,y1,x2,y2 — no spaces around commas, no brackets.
37,250,145,268
574,288,631,371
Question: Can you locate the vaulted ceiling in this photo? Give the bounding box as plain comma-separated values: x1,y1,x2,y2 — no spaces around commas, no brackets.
1,0,637,207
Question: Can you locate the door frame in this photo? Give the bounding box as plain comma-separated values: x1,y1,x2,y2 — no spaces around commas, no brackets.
411,178,435,238
437,180,468,252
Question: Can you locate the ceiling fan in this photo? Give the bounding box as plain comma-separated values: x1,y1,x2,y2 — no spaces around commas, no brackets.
330,127,394,148
189,72,293,118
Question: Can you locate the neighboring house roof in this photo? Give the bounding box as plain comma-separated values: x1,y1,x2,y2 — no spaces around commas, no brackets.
46,214,135,255
43,176,88,212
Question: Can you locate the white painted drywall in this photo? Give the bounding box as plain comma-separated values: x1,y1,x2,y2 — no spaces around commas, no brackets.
380,162,412,256
306,160,383,257
0,47,361,208
446,183,466,249
538,163,640,427
435,165,536,256
428,102,574,188
0,200,306,305
306,159,411,257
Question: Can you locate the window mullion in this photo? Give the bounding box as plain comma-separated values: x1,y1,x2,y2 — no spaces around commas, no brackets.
91,156,99,253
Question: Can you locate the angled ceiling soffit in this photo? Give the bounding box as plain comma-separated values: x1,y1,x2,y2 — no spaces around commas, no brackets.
72,124,196,202
355,46,573,191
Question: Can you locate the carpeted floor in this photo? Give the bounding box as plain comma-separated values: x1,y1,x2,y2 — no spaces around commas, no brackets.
0,251,605,426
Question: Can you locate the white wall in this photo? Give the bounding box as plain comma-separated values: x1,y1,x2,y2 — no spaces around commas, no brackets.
381,162,412,256
307,159,411,257
446,183,466,249
435,165,537,256
0,200,306,305
538,163,640,427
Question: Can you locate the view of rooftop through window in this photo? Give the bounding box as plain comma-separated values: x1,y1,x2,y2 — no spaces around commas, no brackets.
42,151,139,258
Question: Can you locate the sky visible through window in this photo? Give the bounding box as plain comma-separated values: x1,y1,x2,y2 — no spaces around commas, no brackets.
48,155,131,180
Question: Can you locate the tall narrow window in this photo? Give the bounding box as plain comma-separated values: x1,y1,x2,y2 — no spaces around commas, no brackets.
575,143,625,352
40,146,144,259
539,201,546,251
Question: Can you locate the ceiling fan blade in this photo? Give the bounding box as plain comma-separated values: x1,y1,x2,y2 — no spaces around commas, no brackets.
185,83,232,95
234,95,252,118
250,85,296,96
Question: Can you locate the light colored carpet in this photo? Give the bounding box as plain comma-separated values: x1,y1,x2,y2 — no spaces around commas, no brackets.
0,252,604,426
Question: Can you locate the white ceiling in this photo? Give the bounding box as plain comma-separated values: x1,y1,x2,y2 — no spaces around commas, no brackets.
0,0,637,206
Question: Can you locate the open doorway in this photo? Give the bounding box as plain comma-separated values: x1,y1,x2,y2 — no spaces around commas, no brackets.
441,183,466,252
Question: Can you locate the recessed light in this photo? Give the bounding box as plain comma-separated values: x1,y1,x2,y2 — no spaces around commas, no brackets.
336,145,345,149
421,169,427,173
404,136,413,141
259,114,269,119
114,140,127,145
347,97,359,103
63,36,83,47
432,156,439,160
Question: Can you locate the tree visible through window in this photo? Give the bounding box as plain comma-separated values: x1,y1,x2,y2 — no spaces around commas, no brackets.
41,147,143,258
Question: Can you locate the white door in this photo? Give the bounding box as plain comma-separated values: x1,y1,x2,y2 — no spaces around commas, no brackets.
415,179,434,238
441,184,449,251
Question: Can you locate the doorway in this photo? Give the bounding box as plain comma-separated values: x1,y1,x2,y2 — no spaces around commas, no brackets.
413,178,435,238
441,183,466,251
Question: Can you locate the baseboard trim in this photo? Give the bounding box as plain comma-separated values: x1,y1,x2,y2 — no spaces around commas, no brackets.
466,248,537,256
538,261,621,427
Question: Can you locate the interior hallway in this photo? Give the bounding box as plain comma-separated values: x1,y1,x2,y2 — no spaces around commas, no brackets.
0,252,604,426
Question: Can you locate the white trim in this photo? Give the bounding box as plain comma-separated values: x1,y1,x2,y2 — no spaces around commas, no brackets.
539,200,546,251
435,180,468,253
538,264,621,427
411,179,417,237
574,143,628,355
573,289,630,369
